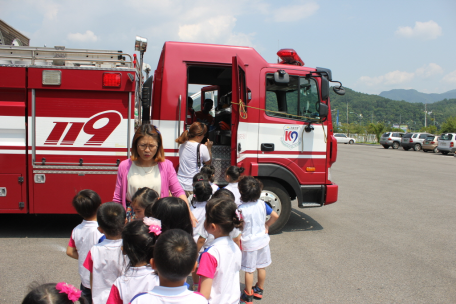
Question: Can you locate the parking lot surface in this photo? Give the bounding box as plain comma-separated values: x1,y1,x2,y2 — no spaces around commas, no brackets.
1,144,455,303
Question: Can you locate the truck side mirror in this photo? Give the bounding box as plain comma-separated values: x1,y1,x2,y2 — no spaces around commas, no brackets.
333,86,345,95
321,76,329,100
319,102,328,118
274,70,289,84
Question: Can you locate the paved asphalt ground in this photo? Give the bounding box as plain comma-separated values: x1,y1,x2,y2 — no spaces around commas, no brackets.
1,144,455,303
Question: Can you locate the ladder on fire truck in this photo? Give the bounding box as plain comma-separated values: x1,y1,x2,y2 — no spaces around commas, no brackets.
0,45,136,69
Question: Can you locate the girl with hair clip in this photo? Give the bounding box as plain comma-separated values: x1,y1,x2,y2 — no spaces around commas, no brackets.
22,282,87,304
145,197,193,236
197,198,243,304
224,166,245,206
175,122,213,197
106,219,160,304
129,187,159,221
200,164,218,193
113,124,194,225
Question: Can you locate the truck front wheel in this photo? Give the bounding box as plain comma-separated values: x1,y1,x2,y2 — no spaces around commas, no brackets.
260,180,291,234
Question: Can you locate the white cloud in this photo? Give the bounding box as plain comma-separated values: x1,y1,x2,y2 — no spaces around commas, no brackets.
67,30,98,43
359,70,414,87
178,16,254,46
273,2,319,22
442,70,456,84
395,20,442,40
415,63,444,78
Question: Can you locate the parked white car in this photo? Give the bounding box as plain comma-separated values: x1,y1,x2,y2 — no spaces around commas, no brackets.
334,133,356,144
437,133,456,155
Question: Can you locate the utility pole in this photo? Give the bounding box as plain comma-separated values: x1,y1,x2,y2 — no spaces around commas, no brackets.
371,112,373,124
346,101,349,135
424,103,427,128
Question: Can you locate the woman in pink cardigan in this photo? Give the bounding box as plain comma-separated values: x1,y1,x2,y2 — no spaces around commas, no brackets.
113,124,196,224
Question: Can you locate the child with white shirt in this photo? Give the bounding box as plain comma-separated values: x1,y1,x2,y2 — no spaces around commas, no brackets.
189,180,213,290
238,177,279,304
130,229,206,304
83,202,128,304
106,218,160,304
66,189,103,304
197,197,243,304
223,166,245,206
200,165,218,193
130,187,159,221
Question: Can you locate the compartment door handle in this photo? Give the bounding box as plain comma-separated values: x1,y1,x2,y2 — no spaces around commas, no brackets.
261,143,275,151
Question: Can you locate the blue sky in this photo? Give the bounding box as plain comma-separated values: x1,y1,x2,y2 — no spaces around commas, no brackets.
2,0,455,95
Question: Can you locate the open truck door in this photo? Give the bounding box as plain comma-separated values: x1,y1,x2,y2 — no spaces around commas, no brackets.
231,55,248,166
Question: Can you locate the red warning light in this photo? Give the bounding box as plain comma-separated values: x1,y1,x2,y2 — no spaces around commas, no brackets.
277,49,304,66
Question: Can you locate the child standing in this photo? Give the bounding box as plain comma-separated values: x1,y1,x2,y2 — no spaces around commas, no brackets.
83,202,128,304
66,189,103,303
130,229,206,304
106,219,160,304
200,165,218,193
238,177,279,304
197,198,243,304
130,187,159,221
223,166,245,206
189,180,212,290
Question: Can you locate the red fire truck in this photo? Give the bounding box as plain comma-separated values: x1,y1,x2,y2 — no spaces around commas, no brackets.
0,38,344,232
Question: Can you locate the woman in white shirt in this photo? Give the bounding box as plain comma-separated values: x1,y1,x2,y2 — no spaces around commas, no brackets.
175,122,213,196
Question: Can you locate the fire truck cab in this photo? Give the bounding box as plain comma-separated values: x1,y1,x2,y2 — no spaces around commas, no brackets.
147,42,341,232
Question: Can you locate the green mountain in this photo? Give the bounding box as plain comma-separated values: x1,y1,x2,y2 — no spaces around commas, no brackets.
379,89,456,103
329,87,456,130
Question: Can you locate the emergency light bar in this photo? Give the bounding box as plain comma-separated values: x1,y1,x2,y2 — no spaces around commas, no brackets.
277,49,304,66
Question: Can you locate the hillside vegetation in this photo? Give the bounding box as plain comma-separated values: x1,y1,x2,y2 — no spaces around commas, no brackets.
329,87,456,131
379,89,456,103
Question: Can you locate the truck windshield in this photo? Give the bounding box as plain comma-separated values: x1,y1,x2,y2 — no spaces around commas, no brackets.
265,74,320,122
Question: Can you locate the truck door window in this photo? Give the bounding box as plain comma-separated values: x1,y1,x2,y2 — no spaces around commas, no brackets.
266,74,319,121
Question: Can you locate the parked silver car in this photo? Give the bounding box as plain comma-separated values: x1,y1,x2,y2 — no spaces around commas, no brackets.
401,133,433,151
380,132,404,149
437,133,456,155
334,133,356,144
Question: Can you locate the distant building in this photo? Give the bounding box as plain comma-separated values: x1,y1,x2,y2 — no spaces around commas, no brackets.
0,19,29,46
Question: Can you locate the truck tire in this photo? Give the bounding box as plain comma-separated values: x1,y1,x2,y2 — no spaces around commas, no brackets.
392,142,400,149
414,144,421,151
259,180,291,234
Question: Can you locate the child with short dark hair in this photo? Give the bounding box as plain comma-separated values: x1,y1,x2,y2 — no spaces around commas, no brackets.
197,198,243,303
189,180,213,290
145,197,193,236
22,282,87,304
238,177,278,304
130,187,159,221
130,229,206,304
66,190,103,303
83,202,128,304
224,166,245,206
106,219,160,304
200,165,218,193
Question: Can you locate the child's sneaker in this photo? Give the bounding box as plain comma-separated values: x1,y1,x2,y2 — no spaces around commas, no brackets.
240,289,254,304
252,284,263,300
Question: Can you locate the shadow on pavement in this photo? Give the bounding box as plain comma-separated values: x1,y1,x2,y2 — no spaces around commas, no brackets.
278,208,323,233
0,214,81,238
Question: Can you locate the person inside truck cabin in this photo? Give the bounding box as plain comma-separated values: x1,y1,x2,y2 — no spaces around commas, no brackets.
175,122,213,197
113,124,195,225
195,99,214,126
187,96,196,125
66,189,104,304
